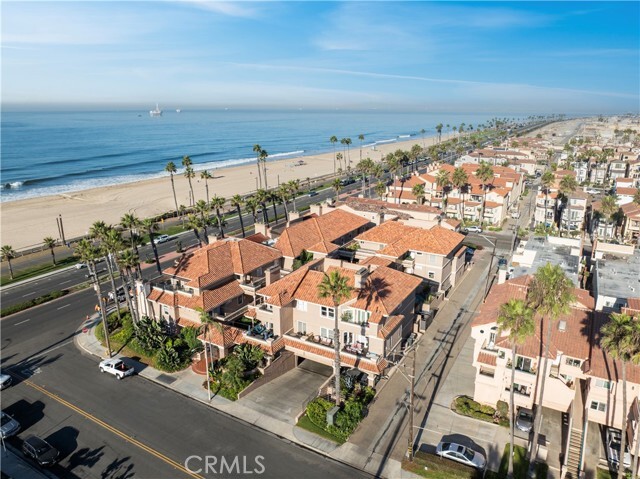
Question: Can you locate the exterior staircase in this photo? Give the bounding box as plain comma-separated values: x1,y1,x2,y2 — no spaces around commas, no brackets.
565,426,584,479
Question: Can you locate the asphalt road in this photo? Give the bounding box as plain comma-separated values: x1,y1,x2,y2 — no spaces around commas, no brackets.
1,290,372,479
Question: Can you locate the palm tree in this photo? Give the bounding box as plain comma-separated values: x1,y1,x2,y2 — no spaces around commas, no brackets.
255,189,270,225
231,195,246,237
195,306,223,402
182,156,195,206
330,136,338,174
633,189,640,206
200,170,213,203
260,148,269,189
435,124,443,143
540,171,555,230
43,237,57,265
253,144,264,189
559,175,578,234
187,214,205,247
601,312,635,479
476,161,495,227
598,195,619,238
526,263,575,468
165,161,180,218
75,238,112,357
497,299,535,479
375,181,386,200
435,170,451,214
358,134,365,161
89,222,122,323
120,213,142,277
332,178,342,203
244,196,259,224
451,167,469,220
210,195,226,238
278,184,290,221
103,227,126,323
336,152,344,173
1,245,16,280
195,200,211,240
412,183,426,205
117,248,140,324
288,179,301,211
317,270,352,406
141,218,162,274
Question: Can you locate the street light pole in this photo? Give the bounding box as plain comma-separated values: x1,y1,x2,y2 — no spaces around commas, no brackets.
408,344,416,462
481,235,497,300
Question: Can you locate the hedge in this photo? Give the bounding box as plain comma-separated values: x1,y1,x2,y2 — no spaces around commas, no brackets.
1,290,68,317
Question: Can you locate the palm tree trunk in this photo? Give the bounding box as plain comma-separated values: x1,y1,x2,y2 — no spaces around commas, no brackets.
333,304,341,406
263,161,269,190
188,178,195,206
257,162,262,190
204,325,212,401
170,176,179,218
7,259,14,280
105,256,122,323
236,205,246,237
205,182,210,204
619,362,628,478
509,344,517,478
482,188,487,227
50,248,56,265
92,262,112,358
282,198,289,222
119,267,136,324
271,197,277,222
126,267,140,323
148,230,162,275
529,317,553,467
216,209,225,238
544,192,548,230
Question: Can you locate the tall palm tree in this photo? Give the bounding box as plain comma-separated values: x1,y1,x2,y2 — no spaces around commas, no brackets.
317,270,352,406
255,189,270,225
412,183,426,205
182,156,195,206
598,195,619,239
117,248,140,324
288,179,301,211
332,178,342,203
165,161,180,218
497,299,535,479
435,124,443,143
43,237,57,265
1,245,16,280
526,263,575,468
187,214,204,247
601,312,635,479
141,218,162,274
200,170,213,203
120,212,142,277
103,227,126,323
279,184,290,221
75,238,112,357
435,170,451,213
210,195,226,239
231,195,246,237
375,181,386,200
629,316,640,478
336,153,344,173
540,171,555,230
330,136,338,175
195,306,223,402
89,222,122,323
358,134,365,161
476,161,495,227
253,144,264,189
345,138,352,169
195,200,211,240
559,175,578,234
260,148,269,190
451,167,469,220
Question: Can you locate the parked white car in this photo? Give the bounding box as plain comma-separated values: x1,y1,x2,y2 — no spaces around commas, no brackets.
435,441,486,470
465,226,483,233
99,358,135,380
0,371,12,390
153,234,170,244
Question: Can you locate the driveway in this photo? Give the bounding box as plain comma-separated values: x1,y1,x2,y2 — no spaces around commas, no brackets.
239,359,332,425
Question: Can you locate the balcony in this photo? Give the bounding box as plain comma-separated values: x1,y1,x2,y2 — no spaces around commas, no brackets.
341,312,370,328
284,331,379,362
152,282,195,296
214,306,248,323
240,276,266,292
506,360,537,375
245,323,276,342
479,366,495,378
505,385,532,397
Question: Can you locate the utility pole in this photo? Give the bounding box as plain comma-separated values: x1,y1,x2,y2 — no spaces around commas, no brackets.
483,237,497,300
408,344,416,462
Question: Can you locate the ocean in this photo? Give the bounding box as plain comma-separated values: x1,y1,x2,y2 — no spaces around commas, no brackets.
1,109,500,202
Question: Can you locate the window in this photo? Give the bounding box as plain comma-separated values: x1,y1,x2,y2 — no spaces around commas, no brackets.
428,272,435,279
565,358,582,367
590,401,607,412
595,379,612,390
296,300,307,312
353,309,370,324
321,306,335,318
516,356,533,372
297,321,307,335
320,327,332,339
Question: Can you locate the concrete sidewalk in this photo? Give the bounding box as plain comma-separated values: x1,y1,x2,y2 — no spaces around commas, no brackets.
75,316,421,478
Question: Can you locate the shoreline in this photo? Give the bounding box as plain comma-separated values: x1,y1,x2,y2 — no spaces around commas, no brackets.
1,132,452,250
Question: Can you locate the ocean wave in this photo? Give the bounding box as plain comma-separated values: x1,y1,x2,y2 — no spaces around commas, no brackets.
0,181,24,189
375,138,396,144
398,134,411,138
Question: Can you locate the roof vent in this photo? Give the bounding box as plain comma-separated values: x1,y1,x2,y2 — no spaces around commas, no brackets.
558,320,567,332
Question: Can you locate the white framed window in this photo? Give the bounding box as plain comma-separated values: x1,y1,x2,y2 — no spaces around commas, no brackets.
565,358,582,367
590,401,607,412
321,306,335,318
320,327,332,339
428,272,435,279
297,321,307,335
296,300,307,312
595,379,612,390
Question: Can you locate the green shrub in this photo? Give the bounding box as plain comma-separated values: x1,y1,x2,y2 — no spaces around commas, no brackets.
155,342,185,372
496,400,509,418
234,344,264,370
134,316,166,354
306,397,334,428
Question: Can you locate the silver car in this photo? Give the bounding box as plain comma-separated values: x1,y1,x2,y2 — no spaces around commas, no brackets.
436,441,486,470
0,372,12,390
516,407,534,432
1,410,20,439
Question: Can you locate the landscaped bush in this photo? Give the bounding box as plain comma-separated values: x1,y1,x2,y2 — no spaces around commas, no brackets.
208,346,264,401
0,290,68,317
452,396,509,427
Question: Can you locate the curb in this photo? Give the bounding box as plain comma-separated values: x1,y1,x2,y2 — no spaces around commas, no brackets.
73,320,380,478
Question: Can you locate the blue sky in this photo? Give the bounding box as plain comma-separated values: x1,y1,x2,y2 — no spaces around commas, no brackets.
2,1,638,113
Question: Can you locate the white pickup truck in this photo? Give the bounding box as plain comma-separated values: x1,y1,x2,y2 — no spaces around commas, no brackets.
99,358,135,380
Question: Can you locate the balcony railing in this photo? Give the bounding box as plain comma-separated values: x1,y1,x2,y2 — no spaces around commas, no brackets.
479,367,495,378
506,361,537,375
506,386,531,397
241,276,266,291
214,306,247,322
152,282,195,295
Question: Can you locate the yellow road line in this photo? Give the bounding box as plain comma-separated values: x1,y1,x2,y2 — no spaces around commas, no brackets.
24,379,203,479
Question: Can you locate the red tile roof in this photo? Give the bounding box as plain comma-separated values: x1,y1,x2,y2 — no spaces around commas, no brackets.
378,315,405,339
199,324,245,348
148,281,245,311
477,352,497,366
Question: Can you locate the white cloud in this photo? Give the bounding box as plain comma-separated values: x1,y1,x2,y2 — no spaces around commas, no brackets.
179,0,259,18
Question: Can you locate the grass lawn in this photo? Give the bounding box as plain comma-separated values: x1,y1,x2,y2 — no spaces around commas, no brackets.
597,469,613,479
401,450,480,479
0,255,78,286
485,444,547,479
296,414,345,444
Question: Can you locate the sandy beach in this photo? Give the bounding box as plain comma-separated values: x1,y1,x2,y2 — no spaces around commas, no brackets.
1,132,455,250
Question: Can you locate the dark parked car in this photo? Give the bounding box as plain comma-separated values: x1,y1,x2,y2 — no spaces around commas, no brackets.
22,435,59,466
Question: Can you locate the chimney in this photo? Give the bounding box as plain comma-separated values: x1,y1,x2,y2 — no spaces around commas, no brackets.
497,265,508,285
558,320,567,332
354,267,369,289
265,265,280,286
254,222,270,238
310,204,323,216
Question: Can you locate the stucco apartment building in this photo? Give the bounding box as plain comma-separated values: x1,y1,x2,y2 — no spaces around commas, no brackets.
352,220,467,294
140,237,284,327
621,201,640,244
471,276,640,477
249,257,423,385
